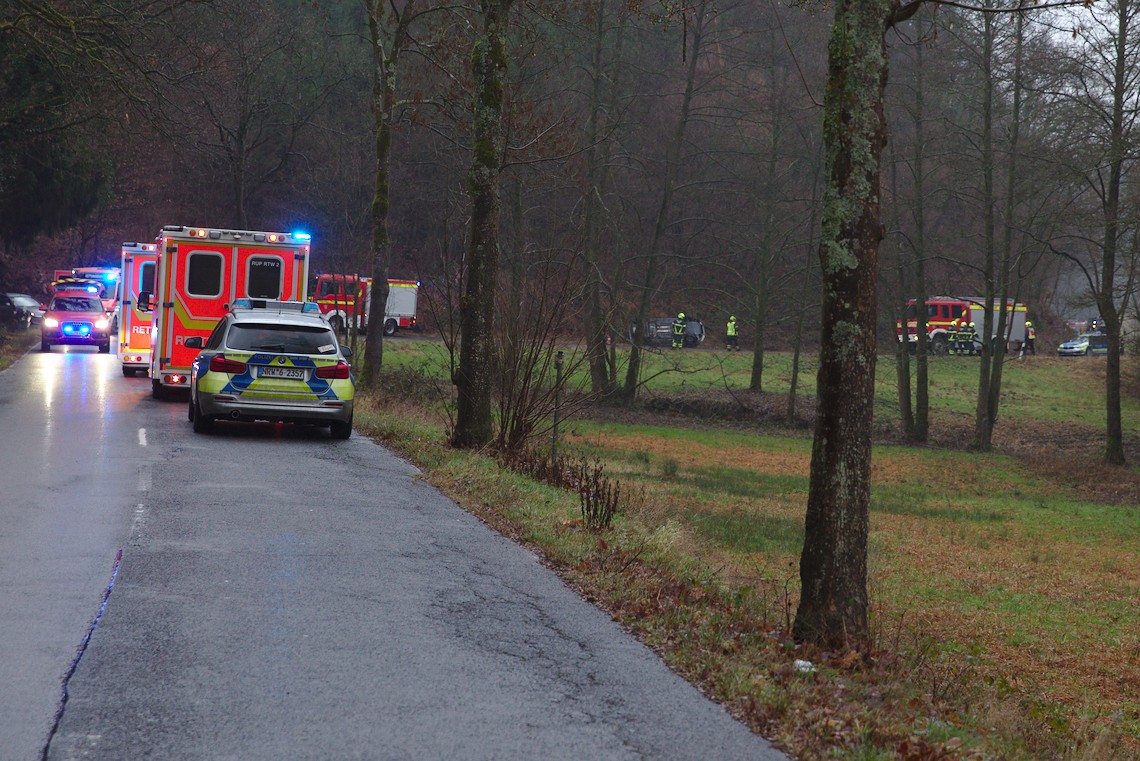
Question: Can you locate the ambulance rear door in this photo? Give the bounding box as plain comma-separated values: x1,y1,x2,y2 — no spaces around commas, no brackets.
119,244,158,369
159,239,235,376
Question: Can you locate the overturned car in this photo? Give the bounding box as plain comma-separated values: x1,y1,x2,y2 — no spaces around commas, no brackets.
633,316,706,348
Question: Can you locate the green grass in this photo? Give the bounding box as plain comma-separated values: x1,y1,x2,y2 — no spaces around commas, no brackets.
382,337,1140,436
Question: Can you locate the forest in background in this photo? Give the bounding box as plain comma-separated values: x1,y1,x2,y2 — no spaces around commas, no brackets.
4,0,1136,351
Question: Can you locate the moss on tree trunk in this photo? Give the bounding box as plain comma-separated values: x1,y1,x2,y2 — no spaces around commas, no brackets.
793,0,893,652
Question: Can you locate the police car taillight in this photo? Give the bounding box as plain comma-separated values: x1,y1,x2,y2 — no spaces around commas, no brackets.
315,361,350,380
209,354,247,374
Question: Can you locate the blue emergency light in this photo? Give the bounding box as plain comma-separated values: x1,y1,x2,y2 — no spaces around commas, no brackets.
105,272,118,281
86,286,99,293
292,231,312,241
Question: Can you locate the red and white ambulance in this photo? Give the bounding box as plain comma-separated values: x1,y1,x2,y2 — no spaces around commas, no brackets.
118,242,158,376
141,225,311,399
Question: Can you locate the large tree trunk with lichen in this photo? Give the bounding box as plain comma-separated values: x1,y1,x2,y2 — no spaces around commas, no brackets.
453,0,513,449
793,0,891,653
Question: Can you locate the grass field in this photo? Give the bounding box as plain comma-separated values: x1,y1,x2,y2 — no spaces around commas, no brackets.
362,338,1139,758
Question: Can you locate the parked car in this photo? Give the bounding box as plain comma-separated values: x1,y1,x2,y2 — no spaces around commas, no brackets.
40,292,112,352
186,298,355,439
0,293,31,330
5,293,45,327
635,316,706,348
1057,331,1122,356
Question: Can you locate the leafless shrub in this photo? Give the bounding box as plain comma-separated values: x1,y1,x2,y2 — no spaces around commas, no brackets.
499,449,623,530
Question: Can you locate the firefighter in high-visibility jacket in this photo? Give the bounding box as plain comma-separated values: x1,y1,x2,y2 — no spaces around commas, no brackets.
962,321,978,355
726,315,739,351
672,312,686,349
947,319,959,355
1025,320,1036,354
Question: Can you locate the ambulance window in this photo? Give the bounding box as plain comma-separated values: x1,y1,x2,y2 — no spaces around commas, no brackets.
140,262,156,293
247,256,284,299
187,252,224,297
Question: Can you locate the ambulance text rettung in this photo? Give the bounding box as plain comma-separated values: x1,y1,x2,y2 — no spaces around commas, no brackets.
138,225,311,399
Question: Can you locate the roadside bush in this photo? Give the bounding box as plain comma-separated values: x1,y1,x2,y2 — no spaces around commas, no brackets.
498,449,623,530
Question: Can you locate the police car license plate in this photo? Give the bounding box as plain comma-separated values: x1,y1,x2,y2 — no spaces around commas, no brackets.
259,365,306,380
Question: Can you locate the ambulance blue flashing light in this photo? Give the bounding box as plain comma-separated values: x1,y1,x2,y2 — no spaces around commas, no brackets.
292,231,312,241
87,286,99,294
105,272,119,281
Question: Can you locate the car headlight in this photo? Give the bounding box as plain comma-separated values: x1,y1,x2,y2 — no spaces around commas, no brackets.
95,318,110,330
44,317,59,328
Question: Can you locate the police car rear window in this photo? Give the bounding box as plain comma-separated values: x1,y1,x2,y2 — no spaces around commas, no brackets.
227,323,337,354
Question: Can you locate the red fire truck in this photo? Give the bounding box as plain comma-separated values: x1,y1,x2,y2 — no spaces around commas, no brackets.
140,225,311,399
898,296,1029,355
311,273,418,336
311,273,368,334
118,242,158,376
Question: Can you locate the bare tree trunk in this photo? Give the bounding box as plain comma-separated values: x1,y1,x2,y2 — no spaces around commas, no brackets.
453,0,514,449
910,25,930,441
749,119,782,392
985,9,1025,437
973,11,997,451
1101,0,1129,465
583,0,621,397
359,1,418,389
793,0,891,652
621,0,708,402
888,140,914,435
786,153,823,424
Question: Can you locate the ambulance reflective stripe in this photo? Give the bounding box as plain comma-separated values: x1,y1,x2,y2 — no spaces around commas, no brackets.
173,292,224,331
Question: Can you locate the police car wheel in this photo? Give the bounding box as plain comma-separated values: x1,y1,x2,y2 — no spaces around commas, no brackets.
191,397,213,434
330,418,352,440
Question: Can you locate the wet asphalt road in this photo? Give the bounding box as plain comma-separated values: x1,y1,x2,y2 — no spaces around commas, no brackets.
0,342,785,760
